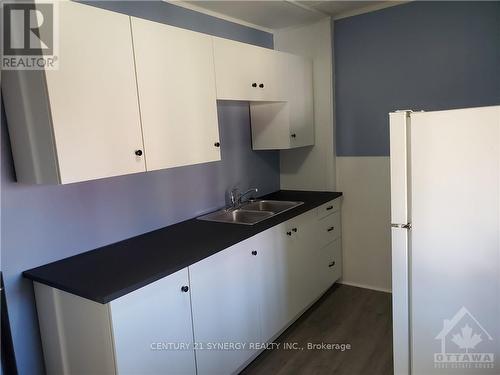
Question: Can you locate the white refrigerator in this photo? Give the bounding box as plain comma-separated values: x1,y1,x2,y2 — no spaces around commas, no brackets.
389,106,500,375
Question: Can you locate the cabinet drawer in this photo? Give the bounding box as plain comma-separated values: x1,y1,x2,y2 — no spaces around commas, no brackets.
317,212,341,248
317,198,341,219
317,238,342,291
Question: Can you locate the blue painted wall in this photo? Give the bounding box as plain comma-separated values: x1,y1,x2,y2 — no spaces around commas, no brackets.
82,1,273,48
334,1,500,156
0,2,276,374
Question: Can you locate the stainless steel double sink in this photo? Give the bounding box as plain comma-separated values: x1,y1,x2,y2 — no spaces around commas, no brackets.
197,200,304,225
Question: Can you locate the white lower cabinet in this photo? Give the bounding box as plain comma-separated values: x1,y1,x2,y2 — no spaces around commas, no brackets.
33,198,342,375
110,269,196,375
189,236,262,375
256,225,294,340
33,268,196,375
316,238,342,292
189,200,342,375
282,211,319,319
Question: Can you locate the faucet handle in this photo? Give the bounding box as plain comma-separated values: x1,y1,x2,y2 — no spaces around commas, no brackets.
230,187,239,205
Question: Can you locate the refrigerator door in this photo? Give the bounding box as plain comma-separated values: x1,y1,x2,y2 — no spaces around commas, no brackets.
390,111,412,375
410,106,500,374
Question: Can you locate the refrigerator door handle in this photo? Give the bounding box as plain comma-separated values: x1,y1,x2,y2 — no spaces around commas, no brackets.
391,223,412,229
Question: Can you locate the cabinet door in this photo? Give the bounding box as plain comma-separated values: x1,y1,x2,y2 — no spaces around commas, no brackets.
132,18,221,171
110,269,196,375
286,212,321,317
44,2,145,183
213,38,284,101
250,102,292,150
190,238,261,375
256,225,293,341
249,53,314,150
285,54,314,148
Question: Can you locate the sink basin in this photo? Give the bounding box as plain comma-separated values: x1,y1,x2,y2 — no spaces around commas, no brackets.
240,200,303,213
197,209,274,225
197,200,304,225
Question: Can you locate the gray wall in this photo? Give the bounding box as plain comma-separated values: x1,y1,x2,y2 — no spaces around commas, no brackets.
0,2,277,374
335,1,500,156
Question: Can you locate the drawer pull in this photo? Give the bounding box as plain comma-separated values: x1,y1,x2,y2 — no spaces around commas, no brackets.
286,231,292,236
326,205,334,211
328,261,336,268
292,228,298,233
327,226,334,232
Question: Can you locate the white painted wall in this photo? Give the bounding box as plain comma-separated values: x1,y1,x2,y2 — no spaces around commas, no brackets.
336,156,392,292
274,18,336,191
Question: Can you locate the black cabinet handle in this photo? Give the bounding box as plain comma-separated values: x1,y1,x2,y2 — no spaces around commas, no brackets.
259,83,264,88
252,250,257,256
252,83,257,87
214,142,220,147
286,231,292,236
326,205,334,211
328,261,336,268
181,285,189,292
327,226,334,232
292,228,297,233
290,134,297,138
135,149,143,156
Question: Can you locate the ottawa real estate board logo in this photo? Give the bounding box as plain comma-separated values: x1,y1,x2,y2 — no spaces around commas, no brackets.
434,306,495,370
2,1,59,70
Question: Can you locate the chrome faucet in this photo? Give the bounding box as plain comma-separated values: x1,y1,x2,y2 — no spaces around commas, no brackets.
229,187,258,209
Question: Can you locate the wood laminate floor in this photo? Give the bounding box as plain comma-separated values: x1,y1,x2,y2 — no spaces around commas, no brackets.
241,284,393,375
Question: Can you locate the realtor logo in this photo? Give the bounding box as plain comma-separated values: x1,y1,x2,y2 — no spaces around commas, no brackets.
1,1,59,69
434,307,495,370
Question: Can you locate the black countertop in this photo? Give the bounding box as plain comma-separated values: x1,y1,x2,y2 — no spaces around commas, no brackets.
24,190,342,304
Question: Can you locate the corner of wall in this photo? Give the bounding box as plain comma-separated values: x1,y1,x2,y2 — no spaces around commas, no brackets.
274,18,336,192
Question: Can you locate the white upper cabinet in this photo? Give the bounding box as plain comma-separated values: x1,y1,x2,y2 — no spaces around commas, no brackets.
250,53,314,150
286,53,315,147
131,18,221,171
3,2,315,184
47,3,147,183
3,2,146,184
213,37,286,101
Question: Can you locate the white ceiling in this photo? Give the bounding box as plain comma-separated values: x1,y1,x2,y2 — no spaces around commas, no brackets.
300,1,390,17
178,1,404,30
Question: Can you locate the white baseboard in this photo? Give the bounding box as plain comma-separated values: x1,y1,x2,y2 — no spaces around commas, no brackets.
338,280,392,294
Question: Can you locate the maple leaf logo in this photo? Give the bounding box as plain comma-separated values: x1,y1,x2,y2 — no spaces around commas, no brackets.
451,324,482,353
